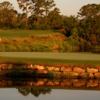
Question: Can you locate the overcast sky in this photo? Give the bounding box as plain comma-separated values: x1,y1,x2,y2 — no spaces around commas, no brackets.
0,0,100,15
55,0,100,15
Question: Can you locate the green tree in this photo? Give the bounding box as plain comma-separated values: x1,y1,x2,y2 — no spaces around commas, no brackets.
17,0,55,16
17,0,33,15
17,13,28,29
0,1,13,10
47,7,62,29
0,1,18,28
78,4,100,50
17,0,56,29
43,0,55,16
62,16,78,37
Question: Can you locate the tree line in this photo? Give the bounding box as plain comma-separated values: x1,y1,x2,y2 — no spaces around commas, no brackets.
0,0,100,52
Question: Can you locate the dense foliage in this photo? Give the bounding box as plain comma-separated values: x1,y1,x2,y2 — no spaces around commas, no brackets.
0,1,100,52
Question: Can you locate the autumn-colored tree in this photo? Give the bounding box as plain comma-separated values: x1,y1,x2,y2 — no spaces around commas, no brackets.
78,4,100,43
17,0,56,29
47,8,62,29
0,1,18,28
61,16,78,37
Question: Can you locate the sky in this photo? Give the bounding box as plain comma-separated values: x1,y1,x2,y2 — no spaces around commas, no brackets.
0,0,100,16
55,0,100,15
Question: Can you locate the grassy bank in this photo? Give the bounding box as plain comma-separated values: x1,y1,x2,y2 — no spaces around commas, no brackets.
0,29,69,52
0,30,99,52
0,52,100,65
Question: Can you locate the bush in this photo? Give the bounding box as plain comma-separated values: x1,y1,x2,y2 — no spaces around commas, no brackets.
30,44,51,52
60,40,72,52
61,37,80,52
0,44,17,51
92,45,100,53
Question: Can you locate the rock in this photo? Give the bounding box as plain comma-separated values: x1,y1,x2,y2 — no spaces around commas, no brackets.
61,67,72,72
94,72,100,79
0,38,2,42
47,67,55,71
60,80,71,87
42,70,48,74
33,65,45,70
71,72,79,78
96,66,100,72
88,73,94,79
47,81,54,86
54,67,60,72
35,81,44,86
73,67,85,73
72,79,86,87
79,73,88,78
87,80,98,87
87,67,98,73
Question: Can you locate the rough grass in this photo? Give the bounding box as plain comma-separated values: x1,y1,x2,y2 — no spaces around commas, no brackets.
0,52,100,65
0,29,67,52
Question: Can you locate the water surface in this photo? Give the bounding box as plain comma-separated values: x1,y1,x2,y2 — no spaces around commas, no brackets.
0,88,100,100
0,78,100,100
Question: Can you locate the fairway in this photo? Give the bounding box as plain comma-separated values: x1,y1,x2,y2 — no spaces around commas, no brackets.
0,52,100,65
0,30,59,38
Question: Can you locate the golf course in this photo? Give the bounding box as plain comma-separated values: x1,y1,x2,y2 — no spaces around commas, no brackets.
0,52,100,65
0,1,100,100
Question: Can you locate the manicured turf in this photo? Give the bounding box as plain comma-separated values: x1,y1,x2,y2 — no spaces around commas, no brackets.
0,29,59,38
0,52,100,65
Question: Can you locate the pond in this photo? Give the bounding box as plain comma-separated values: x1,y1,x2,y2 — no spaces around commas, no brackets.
1,88,100,100
0,63,100,100
0,78,100,100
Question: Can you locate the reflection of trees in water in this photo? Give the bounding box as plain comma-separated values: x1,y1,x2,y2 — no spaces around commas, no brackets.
18,88,31,96
18,87,51,97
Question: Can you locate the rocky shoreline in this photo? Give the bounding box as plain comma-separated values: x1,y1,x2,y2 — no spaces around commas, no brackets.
0,63,100,79
0,78,100,90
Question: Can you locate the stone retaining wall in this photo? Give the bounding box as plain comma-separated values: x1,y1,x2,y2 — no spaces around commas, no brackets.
0,79,100,90
28,64,100,79
0,63,100,79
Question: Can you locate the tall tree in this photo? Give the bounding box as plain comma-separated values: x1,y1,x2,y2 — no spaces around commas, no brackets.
17,0,55,17
0,1,13,10
47,8,62,29
0,1,18,28
78,4,100,18
78,4,100,45
17,0,56,29
62,16,78,37
43,0,55,16
17,0,33,15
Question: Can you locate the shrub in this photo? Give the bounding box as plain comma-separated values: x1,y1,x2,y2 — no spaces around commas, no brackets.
92,45,100,53
30,44,51,52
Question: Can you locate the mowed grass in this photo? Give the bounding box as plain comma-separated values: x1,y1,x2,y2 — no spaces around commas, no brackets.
0,29,59,38
0,52,100,65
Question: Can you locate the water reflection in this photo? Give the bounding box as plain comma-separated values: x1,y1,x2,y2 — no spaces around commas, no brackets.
0,78,100,97
0,63,100,98
18,87,51,97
